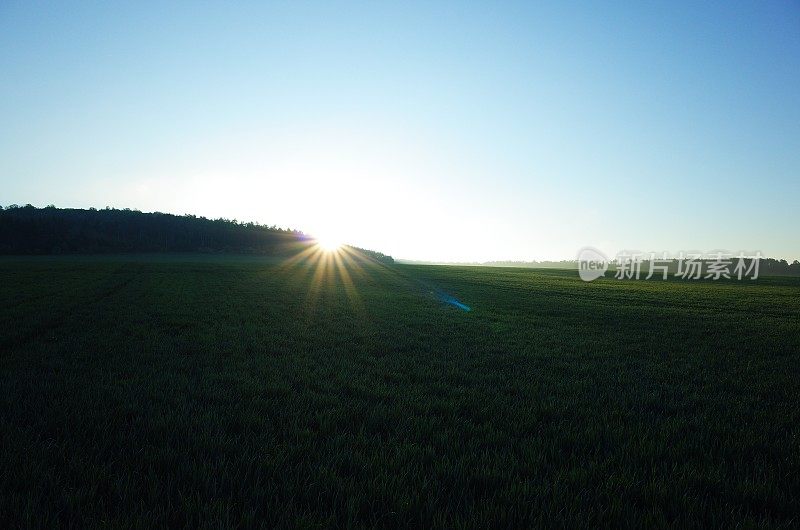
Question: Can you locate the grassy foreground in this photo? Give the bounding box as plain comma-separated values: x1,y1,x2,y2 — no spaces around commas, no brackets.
1,256,799,528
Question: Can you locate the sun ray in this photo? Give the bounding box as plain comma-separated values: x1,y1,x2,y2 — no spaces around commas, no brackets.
332,250,363,312
276,234,391,320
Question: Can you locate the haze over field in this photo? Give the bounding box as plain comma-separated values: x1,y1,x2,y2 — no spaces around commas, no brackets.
2,2,799,262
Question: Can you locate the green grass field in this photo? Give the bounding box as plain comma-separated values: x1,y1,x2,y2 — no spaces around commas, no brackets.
1,256,799,527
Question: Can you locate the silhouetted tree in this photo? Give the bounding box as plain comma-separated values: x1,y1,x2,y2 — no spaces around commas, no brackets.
0,205,316,256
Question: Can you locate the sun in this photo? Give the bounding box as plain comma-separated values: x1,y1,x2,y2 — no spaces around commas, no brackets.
316,234,343,252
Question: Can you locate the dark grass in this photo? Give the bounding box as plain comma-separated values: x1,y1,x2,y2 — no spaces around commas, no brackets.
1,256,799,528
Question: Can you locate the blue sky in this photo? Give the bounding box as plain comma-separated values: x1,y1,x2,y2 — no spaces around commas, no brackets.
1,1,798,261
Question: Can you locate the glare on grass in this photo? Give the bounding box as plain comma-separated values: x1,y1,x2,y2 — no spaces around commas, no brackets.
278,233,470,315
276,233,371,315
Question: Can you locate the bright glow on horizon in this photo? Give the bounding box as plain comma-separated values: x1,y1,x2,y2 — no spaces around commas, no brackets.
316,234,344,252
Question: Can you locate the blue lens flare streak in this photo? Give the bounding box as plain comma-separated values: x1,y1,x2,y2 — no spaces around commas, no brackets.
437,292,471,312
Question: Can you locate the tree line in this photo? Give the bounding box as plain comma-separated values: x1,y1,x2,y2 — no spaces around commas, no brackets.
400,257,800,276
483,258,800,276
0,205,394,263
